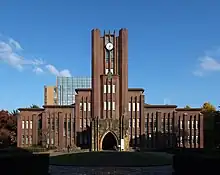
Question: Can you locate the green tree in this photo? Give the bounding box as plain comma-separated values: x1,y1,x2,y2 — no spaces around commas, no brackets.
202,102,216,112
184,105,191,109
29,104,40,108
10,109,19,116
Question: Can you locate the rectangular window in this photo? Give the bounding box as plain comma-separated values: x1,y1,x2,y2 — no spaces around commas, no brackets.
22,121,25,129
180,121,183,129
129,119,131,128
22,135,25,144
83,119,86,128
80,103,82,111
108,102,111,110
192,121,194,129
68,119,71,131
56,118,59,131
26,121,29,129
105,69,109,74
80,119,82,128
188,121,190,129
196,121,198,129
104,102,107,110
137,119,140,128
128,103,131,111
30,121,33,129
26,136,28,144
106,50,110,60
47,138,50,144
112,85,115,93
88,103,91,111
137,103,140,112
196,135,199,144
108,85,111,93
110,68,114,74
83,103,87,111
104,85,107,93
51,138,54,145
192,135,194,143
29,136,32,145
112,102,115,110
132,103,136,112
132,119,135,128
187,136,190,144
180,136,183,144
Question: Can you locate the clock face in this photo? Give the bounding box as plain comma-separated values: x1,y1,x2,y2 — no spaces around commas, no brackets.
105,42,113,51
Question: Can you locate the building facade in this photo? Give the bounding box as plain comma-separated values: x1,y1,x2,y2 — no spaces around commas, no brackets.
17,29,204,150
44,77,91,105
57,76,91,105
44,86,58,105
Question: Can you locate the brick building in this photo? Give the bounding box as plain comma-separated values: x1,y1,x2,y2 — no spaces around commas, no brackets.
17,29,204,150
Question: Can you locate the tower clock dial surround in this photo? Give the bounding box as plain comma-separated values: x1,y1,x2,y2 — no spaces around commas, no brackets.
105,42,114,51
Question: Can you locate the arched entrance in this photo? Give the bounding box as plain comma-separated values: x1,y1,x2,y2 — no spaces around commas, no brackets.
102,132,118,150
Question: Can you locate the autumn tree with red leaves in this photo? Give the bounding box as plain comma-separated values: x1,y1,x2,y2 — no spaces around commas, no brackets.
0,110,17,147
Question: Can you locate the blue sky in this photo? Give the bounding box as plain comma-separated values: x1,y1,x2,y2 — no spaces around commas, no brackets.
0,0,220,111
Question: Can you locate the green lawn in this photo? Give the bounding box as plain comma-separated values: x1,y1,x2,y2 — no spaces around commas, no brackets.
50,151,173,167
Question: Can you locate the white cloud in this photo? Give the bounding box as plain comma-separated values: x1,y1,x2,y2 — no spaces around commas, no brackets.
33,67,44,74
9,38,23,51
0,35,72,77
46,64,71,77
193,48,220,77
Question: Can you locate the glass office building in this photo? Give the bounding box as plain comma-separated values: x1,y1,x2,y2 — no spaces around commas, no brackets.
57,77,91,105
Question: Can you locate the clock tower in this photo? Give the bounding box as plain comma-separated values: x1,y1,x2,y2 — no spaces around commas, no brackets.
91,29,128,120
91,29,129,151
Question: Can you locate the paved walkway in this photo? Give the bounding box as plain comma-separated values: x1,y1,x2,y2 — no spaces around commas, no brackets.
49,165,173,175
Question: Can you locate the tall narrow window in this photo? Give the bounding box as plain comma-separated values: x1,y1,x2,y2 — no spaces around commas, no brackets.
105,50,110,62
26,121,29,129
132,119,135,128
137,103,140,112
104,102,107,110
51,138,54,145
56,118,59,131
196,121,198,129
80,119,82,128
188,121,190,129
132,103,136,112
128,103,131,111
110,68,114,74
137,119,140,128
112,85,115,93
22,135,25,144
22,121,24,129
108,102,111,110
196,135,199,144
83,103,87,111
30,121,33,129
88,103,91,111
180,121,183,129
80,103,82,111
192,121,194,129
104,85,107,93
26,136,28,144
105,69,109,74
29,136,32,145
108,85,111,93
83,119,86,128
112,102,115,110
68,119,71,131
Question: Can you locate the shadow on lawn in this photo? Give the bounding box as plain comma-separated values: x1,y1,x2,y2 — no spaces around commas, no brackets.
50,151,173,167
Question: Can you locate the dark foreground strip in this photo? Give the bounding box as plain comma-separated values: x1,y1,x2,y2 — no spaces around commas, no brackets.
49,163,171,167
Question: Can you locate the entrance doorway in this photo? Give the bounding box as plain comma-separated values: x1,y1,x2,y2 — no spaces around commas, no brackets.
102,132,117,150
